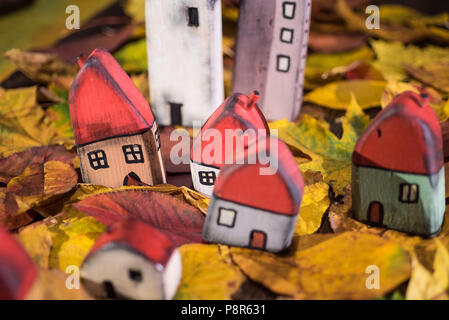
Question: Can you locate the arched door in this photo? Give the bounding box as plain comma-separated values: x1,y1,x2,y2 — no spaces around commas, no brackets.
368,202,384,226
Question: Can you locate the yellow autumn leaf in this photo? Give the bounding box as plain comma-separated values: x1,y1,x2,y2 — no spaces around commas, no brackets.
406,240,449,300
0,87,68,157
16,223,53,269
175,244,246,300
26,268,92,300
231,232,411,299
371,40,449,81
270,96,370,195
337,0,425,43
295,182,330,236
304,80,387,110
18,208,106,272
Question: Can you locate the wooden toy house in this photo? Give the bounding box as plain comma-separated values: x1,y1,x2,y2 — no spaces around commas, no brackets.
69,48,166,188
232,0,312,121
0,226,37,300
190,91,269,197
202,136,304,252
352,91,445,237
145,0,224,126
81,219,181,300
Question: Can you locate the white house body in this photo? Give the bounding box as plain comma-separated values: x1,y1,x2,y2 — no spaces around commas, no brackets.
145,0,224,126
81,245,182,300
203,197,298,252
233,0,311,121
190,161,221,197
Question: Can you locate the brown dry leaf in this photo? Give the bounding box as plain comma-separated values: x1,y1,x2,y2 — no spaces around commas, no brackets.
404,63,449,94
4,49,76,83
0,146,78,230
25,268,91,300
308,32,367,53
231,231,411,299
174,244,246,300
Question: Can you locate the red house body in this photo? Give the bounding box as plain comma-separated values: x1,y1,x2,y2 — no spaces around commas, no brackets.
0,226,37,300
69,48,166,188
190,91,269,196
352,91,445,236
202,136,304,252
81,219,181,300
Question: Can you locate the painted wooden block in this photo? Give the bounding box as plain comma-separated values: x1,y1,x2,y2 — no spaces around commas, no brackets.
0,226,37,300
145,0,224,126
81,219,182,300
352,91,445,237
232,0,312,121
202,135,304,252
190,91,269,197
69,48,166,188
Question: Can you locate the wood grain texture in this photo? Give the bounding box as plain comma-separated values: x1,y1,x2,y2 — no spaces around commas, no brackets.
232,0,312,121
69,48,166,188
145,0,224,126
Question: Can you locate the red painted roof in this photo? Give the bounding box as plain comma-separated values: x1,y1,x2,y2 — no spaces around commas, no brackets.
69,48,155,146
353,91,443,174
213,136,304,215
86,219,176,267
191,92,269,167
0,226,37,300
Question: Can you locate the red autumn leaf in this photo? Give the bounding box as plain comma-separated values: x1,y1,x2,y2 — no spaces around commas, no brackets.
72,190,205,246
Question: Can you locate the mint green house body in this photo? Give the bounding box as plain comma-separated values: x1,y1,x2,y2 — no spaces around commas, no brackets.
351,91,445,237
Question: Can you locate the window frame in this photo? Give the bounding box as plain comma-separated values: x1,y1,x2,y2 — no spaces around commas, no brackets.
198,171,216,186
399,183,419,204
187,7,199,27
282,1,296,20
122,144,145,164
276,54,291,73
280,27,294,44
217,207,237,228
87,150,109,170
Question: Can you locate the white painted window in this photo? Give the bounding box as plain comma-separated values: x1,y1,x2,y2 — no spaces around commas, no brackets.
282,2,296,19
400,184,419,203
280,28,294,43
218,208,236,227
276,55,290,72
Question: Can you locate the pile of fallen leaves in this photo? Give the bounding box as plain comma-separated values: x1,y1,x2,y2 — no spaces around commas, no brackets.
1,0,449,300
